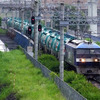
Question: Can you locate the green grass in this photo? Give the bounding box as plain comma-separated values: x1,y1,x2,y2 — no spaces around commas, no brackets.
0,50,65,100
38,54,59,73
64,71,100,100
38,54,100,100
0,28,7,34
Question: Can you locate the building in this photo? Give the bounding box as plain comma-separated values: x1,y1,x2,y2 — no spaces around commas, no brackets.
42,0,100,34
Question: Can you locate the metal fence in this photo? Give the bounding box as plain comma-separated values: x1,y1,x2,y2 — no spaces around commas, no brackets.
23,49,87,100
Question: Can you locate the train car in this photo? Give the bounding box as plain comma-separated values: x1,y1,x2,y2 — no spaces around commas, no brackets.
7,18,12,27
46,33,59,50
40,32,50,46
39,28,54,50
65,40,100,75
7,18,100,75
14,20,20,29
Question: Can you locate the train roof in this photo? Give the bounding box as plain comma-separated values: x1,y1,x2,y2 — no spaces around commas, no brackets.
66,40,83,48
66,39,100,49
76,42,100,49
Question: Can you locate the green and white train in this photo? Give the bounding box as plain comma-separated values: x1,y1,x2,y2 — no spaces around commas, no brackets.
7,17,100,75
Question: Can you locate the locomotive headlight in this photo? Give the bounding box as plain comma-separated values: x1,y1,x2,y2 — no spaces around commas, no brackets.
80,58,86,63
94,58,99,62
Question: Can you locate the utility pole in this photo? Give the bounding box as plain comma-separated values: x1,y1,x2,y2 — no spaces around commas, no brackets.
66,7,69,32
15,1,17,18
5,12,8,29
44,0,47,26
21,9,24,33
34,1,39,60
10,0,14,28
19,0,21,19
29,0,33,23
21,1,24,33
59,3,64,81
77,0,81,39
12,11,15,28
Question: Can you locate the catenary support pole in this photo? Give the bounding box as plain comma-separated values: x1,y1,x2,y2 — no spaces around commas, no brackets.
15,1,17,18
59,3,64,81
44,0,47,26
77,0,80,39
34,1,39,60
5,11,8,29
21,1,25,33
10,0,14,28
12,10,14,28
21,9,24,33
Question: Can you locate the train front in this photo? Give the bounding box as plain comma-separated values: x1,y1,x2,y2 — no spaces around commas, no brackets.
76,41,100,75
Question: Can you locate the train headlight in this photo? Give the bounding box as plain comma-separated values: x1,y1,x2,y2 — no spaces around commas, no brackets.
80,58,86,63
93,58,99,62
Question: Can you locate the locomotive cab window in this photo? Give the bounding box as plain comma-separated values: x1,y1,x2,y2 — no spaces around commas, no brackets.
77,50,90,54
77,49,100,54
90,50,100,54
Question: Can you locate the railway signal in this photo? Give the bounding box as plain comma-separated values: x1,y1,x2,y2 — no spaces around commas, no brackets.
38,24,42,32
28,26,32,36
31,16,35,24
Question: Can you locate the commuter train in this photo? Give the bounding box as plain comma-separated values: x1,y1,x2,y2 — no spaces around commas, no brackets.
7,18,100,75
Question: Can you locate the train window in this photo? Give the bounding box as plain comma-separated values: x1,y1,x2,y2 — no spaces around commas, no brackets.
90,50,95,54
77,50,90,54
77,50,100,54
90,50,100,54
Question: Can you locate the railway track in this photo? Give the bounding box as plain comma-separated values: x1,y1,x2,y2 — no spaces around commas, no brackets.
87,76,100,89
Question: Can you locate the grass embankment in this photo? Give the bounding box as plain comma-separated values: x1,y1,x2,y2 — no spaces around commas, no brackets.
0,50,65,100
38,54,100,100
38,54,59,73
0,28,7,34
